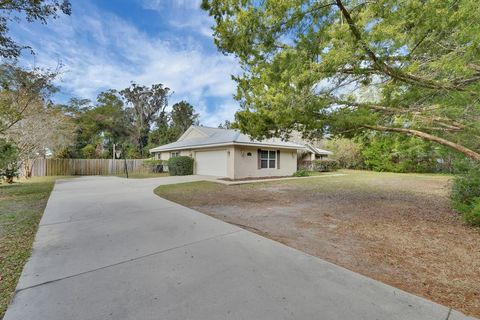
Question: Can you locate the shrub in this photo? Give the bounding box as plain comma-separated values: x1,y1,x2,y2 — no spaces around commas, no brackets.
451,162,480,226
167,156,194,176
0,140,19,183
0,163,19,184
143,159,167,173
463,198,480,226
323,138,363,169
293,169,311,177
312,159,339,172
81,144,97,158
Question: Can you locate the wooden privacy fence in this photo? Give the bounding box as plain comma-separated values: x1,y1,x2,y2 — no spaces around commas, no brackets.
28,158,151,176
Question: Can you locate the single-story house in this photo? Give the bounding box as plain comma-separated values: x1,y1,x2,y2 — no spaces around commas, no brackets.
149,125,312,179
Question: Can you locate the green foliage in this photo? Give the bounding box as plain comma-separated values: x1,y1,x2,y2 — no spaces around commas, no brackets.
0,64,58,134
0,1,71,59
143,159,166,166
0,164,19,183
143,159,167,173
0,139,19,183
69,91,132,159
120,83,170,157
62,87,200,160
292,169,310,177
147,101,199,151
203,0,480,161
0,139,17,169
80,144,97,159
362,137,395,172
361,133,460,173
170,101,199,135
312,159,339,172
0,140,19,182
463,199,480,226
167,156,194,176
299,159,339,172
323,138,363,169
451,162,480,225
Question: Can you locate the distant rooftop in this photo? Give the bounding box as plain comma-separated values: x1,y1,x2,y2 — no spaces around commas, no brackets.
305,143,333,155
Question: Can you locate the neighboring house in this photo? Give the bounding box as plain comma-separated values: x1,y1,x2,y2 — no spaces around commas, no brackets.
149,126,306,179
300,143,333,161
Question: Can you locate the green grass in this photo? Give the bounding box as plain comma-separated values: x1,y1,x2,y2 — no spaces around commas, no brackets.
155,170,453,205
0,177,60,318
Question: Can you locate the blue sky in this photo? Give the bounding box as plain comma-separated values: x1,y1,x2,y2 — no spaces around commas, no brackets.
11,0,240,127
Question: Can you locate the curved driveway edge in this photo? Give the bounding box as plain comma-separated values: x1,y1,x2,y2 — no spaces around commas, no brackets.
4,176,475,320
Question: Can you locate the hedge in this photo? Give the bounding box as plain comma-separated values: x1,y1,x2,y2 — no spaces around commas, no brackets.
143,159,168,173
299,159,339,172
167,156,194,176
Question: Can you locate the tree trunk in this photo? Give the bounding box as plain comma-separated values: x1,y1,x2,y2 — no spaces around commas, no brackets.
362,125,480,161
23,160,33,178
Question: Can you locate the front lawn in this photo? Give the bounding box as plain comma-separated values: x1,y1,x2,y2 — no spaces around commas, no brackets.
0,177,58,318
155,170,480,317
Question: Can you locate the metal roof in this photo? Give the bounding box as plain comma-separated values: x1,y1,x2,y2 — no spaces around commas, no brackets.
305,143,333,155
149,126,306,152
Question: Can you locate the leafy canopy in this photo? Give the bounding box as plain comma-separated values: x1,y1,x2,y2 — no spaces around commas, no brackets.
0,0,71,58
120,83,170,156
202,0,480,160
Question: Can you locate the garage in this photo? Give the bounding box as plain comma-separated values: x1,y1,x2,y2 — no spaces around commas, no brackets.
195,150,227,177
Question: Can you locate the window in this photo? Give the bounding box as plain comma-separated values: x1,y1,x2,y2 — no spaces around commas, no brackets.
260,150,276,169
170,152,180,158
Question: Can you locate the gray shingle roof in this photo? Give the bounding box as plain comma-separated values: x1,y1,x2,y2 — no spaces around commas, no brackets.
149,126,306,152
305,143,333,155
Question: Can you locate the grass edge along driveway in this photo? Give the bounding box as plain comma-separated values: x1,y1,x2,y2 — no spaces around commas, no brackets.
0,177,59,318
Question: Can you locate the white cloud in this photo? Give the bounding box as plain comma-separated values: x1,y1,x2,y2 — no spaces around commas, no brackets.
141,0,203,11
14,1,240,126
140,0,214,38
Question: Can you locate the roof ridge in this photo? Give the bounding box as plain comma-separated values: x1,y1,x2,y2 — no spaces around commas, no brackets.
193,125,230,130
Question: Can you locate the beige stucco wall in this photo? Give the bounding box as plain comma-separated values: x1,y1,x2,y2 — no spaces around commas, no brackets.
154,147,234,178
233,146,298,179
192,146,234,179
154,145,297,179
155,150,191,161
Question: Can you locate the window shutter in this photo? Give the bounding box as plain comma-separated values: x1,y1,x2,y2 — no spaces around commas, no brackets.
257,149,261,169
277,150,280,169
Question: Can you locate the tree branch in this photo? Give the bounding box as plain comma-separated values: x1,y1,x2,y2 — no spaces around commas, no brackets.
334,0,479,93
362,125,480,161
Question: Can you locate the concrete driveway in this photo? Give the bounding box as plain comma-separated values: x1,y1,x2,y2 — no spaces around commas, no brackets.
4,176,473,320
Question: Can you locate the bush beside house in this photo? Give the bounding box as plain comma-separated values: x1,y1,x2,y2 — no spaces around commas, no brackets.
292,169,311,177
167,156,194,176
299,159,339,172
143,159,168,173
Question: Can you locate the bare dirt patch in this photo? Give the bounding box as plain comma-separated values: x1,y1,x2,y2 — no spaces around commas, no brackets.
155,170,480,317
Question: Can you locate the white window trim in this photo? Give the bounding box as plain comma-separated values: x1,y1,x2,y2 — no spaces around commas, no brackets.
170,152,180,158
260,149,276,169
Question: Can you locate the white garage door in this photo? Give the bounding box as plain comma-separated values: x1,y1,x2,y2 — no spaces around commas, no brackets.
195,150,227,177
